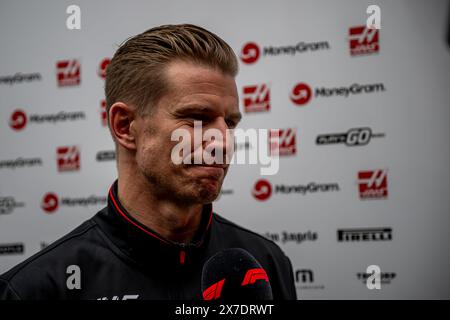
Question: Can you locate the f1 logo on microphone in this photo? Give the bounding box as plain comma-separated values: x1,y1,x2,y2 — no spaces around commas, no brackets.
41,192,59,213
9,109,27,131
241,268,269,286
203,278,225,300
252,179,272,201
290,83,312,106
240,42,260,64
57,146,80,172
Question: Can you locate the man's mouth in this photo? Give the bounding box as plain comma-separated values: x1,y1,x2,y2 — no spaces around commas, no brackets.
186,164,226,179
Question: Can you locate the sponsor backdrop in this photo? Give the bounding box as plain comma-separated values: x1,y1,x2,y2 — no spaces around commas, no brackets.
1,0,449,299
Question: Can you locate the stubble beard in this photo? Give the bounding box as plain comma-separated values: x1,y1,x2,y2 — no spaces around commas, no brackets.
141,165,224,206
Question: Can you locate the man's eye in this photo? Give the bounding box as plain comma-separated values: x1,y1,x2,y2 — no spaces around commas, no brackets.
188,115,208,122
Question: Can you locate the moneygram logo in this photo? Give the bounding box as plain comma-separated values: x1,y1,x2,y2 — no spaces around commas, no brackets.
315,82,385,97
240,42,260,64
217,188,233,198
290,82,385,106
252,179,340,201
100,99,107,126
289,82,386,106
240,40,330,65
290,83,312,106
57,146,80,172
295,269,314,283
8,109,86,131
316,127,385,146
358,169,388,199
295,269,325,290
57,59,81,87
269,128,296,156
242,84,270,113
41,192,107,213
0,197,25,215
337,227,392,242
9,109,27,130
0,157,42,170
349,25,379,56
41,192,59,213
0,72,42,86
252,179,272,201
97,58,110,79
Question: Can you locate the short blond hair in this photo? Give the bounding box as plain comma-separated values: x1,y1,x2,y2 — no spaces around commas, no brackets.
105,24,239,118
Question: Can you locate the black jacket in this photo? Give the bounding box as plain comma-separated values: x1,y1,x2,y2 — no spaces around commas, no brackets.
0,181,297,300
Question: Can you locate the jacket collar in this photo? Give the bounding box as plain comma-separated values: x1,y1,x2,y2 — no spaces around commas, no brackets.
95,180,213,268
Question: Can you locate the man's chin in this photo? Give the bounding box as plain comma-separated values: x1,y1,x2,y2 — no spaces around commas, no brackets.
195,182,222,203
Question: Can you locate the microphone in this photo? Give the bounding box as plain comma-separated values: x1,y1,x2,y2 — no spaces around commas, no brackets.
201,248,273,300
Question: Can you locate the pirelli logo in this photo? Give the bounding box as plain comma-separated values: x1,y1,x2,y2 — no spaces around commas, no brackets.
337,228,392,242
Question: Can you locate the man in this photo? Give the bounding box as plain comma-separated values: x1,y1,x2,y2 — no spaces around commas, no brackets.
0,24,297,300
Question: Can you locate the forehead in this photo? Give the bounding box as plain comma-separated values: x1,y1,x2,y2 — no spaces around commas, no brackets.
163,60,239,110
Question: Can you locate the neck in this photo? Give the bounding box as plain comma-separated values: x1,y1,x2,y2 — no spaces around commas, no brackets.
117,168,203,244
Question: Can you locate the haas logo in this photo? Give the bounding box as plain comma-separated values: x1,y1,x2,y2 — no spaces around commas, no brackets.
240,42,260,64
358,169,388,199
41,193,59,213
57,146,80,172
9,110,27,131
349,26,379,56
56,59,81,87
252,179,272,201
290,83,312,105
243,84,270,113
269,128,296,156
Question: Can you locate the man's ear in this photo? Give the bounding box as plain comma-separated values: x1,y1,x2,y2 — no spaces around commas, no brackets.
109,102,137,150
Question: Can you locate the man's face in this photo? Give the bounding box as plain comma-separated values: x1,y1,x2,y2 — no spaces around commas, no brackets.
133,61,241,205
